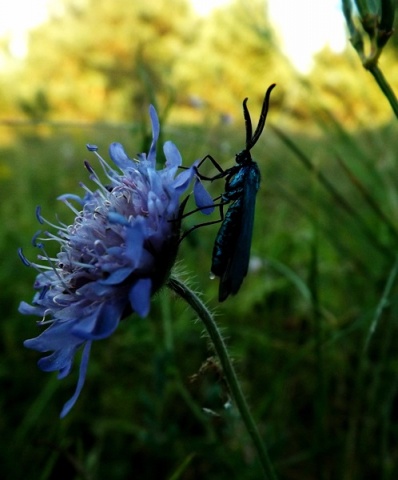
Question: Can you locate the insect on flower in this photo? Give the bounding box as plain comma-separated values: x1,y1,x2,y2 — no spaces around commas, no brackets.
195,84,276,302
18,105,212,417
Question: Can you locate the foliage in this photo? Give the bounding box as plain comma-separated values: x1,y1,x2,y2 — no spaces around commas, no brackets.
12,0,198,120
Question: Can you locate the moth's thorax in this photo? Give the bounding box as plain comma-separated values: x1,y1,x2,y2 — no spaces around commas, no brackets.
235,149,252,165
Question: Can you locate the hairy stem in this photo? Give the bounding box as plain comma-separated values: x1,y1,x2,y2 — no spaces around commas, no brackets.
167,276,277,480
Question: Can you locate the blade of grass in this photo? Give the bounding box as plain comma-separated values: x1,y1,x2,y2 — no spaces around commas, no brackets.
274,181,371,275
272,125,394,262
167,453,196,480
334,153,398,243
363,256,398,353
343,257,398,478
309,233,327,480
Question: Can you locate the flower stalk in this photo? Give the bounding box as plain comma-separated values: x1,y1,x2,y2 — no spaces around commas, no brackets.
342,0,398,119
367,64,398,119
167,276,277,480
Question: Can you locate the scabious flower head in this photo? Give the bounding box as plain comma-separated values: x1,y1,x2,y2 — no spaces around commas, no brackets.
19,105,213,418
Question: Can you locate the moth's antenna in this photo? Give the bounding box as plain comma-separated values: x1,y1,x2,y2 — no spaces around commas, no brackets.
242,98,253,149
248,83,276,150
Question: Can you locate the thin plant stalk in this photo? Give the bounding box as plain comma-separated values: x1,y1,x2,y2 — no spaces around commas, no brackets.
367,64,398,119
167,276,278,480
363,256,398,353
343,256,398,477
342,0,398,118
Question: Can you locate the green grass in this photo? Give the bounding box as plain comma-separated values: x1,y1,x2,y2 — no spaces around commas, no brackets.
1,112,398,479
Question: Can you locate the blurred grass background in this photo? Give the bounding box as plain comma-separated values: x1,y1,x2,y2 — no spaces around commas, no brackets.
2,0,398,479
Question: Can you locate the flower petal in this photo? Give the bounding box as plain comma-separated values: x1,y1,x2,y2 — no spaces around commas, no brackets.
24,321,81,352
194,178,215,214
72,301,123,340
19,301,44,316
60,341,92,418
109,142,132,169
164,141,182,170
124,220,145,265
172,166,195,195
37,346,78,377
99,266,134,285
147,105,160,166
129,278,152,317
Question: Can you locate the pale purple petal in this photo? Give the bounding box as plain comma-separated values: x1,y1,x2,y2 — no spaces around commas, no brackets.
164,141,182,171
24,322,82,352
172,166,196,195
60,341,92,418
99,266,134,285
72,301,123,340
37,346,78,377
109,142,132,169
194,179,215,214
147,105,160,165
19,301,44,316
129,278,152,318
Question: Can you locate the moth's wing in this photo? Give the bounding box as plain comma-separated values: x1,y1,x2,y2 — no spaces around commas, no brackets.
211,201,241,279
218,167,259,301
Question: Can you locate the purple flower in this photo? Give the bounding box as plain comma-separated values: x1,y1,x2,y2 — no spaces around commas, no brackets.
19,105,213,417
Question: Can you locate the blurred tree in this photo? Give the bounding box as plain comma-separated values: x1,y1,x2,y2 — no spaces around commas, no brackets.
18,89,51,121
174,0,284,115
13,0,286,123
19,0,197,121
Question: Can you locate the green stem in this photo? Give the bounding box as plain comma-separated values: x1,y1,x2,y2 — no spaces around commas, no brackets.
367,64,398,119
363,256,398,353
343,256,398,477
167,276,277,480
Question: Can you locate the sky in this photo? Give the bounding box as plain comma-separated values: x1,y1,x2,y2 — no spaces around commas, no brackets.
0,0,347,73
192,0,347,72
0,0,49,58
267,0,347,72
